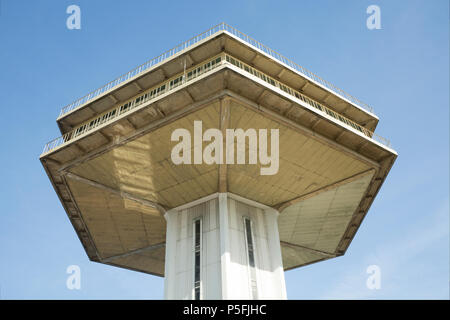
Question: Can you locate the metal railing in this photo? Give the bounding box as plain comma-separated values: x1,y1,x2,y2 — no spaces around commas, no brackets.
58,23,226,117
43,52,390,155
58,23,373,119
221,23,374,114
42,55,225,154
223,54,390,147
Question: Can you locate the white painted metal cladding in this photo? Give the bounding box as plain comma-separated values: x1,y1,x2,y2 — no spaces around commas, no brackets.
164,193,287,299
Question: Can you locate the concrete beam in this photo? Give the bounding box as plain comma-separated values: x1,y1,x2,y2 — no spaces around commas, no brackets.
65,171,167,214
251,52,259,63
277,69,286,78
133,81,144,92
275,169,376,212
57,92,228,174
123,118,137,130
102,242,165,263
109,94,119,103
184,89,195,103
60,174,102,261
335,130,347,142
44,158,62,167
299,81,309,91
280,241,336,258
311,118,322,130
322,93,331,103
256,89,268,104
283,103,296,117
225,91,381,169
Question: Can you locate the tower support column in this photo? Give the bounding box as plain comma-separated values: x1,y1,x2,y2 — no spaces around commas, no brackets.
164,193,287,299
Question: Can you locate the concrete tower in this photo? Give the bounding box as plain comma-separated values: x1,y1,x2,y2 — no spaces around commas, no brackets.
40,23,397,299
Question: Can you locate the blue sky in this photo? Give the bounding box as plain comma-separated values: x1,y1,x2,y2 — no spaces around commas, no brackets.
0,0,448,299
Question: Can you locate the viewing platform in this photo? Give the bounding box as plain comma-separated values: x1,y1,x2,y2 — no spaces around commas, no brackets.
40,23,397,299
42,23,389,157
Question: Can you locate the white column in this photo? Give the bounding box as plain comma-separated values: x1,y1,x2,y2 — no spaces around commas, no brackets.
163,209,177,299
163,193,287,300
218,193,232,299
264,208,287,299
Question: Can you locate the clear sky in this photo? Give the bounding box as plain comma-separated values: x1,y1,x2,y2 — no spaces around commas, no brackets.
0,0,448,299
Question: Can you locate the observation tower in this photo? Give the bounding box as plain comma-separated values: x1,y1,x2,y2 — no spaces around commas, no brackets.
40,23,397,299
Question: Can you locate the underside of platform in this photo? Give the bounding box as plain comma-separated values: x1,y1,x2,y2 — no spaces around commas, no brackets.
41,86,395,276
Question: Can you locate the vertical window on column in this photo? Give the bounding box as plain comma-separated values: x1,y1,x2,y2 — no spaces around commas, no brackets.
193,218,202,300
244,217,258,299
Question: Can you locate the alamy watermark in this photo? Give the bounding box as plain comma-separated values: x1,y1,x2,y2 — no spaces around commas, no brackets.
366,264,381,290
66,5,81,30
366,5,381,30
66,265,81,290
171,121,279,175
